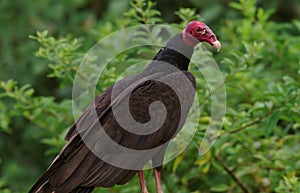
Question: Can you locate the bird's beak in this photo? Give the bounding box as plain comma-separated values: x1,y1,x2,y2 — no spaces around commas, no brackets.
213,41,221,52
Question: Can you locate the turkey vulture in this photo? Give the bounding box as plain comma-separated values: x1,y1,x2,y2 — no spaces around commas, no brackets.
29,20,221,193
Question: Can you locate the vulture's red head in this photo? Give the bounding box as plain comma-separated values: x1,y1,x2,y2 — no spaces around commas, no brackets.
183,20,221,52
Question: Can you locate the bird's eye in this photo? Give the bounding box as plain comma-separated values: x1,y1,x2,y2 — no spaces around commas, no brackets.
195,28,206,35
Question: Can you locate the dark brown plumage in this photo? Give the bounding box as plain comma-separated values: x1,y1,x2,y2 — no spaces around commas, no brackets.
30,21,221,193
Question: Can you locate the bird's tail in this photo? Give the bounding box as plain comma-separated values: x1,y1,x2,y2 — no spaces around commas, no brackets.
29,182,95,193
29,179,95,193
69,186,95,193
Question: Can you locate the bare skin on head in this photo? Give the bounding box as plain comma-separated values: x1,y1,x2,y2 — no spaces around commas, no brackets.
182,20,221,51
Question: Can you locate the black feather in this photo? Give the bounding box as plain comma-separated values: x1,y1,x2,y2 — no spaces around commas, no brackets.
29,33,196,193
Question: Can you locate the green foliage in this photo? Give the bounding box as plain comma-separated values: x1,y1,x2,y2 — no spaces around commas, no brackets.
0,79,72,154
0,0,300,192
29,31,83,86
124,0,161,24
175,8,203,26
275,176,300,193
0,0,94,88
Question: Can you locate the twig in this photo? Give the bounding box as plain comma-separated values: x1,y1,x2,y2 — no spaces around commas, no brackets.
228,110,274,134
228,91,300,135
214,155,251,193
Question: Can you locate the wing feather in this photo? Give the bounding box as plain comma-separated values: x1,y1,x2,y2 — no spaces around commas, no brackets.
30,71,196,193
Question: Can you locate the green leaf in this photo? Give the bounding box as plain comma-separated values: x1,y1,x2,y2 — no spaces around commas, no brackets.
172,153,184,172
293,20,300,31
263,110,281,137
210,184,230,192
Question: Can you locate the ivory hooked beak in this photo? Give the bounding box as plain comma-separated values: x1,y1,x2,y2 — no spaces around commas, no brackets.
213,41,221,52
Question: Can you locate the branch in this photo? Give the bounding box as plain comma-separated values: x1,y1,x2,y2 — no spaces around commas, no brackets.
228,91,300,135
214,155,251,193
228,110,274,134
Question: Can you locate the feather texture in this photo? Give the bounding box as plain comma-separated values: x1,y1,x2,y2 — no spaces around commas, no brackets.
29,33,196,193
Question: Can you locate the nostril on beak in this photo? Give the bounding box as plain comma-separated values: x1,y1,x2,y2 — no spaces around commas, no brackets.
210,35,217,42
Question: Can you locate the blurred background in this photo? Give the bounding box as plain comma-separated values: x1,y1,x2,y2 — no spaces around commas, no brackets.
0,0,300,192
